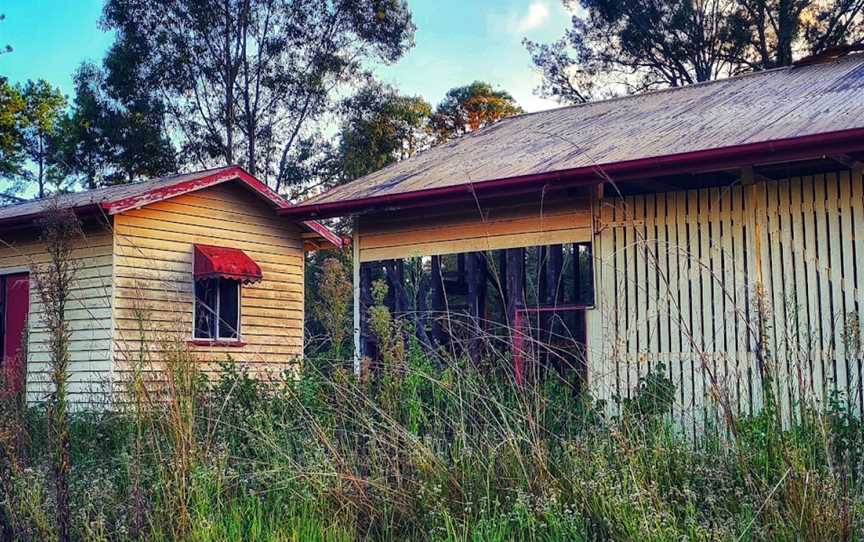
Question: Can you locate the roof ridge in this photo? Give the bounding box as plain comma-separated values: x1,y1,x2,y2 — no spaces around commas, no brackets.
0,164,237,209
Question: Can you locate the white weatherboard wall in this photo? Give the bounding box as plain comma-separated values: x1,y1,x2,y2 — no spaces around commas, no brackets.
0,224,115,404
588,169,864,430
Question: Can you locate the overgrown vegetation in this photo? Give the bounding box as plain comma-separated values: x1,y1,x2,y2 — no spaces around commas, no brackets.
3,328,864,540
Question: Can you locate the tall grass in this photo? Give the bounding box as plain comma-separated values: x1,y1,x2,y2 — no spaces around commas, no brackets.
2,331,864,541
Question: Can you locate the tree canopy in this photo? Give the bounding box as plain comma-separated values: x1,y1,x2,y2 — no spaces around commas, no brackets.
0,78,25,184
526,0,864,103
335,81,432,184
430,81,524,141
101,0,416,191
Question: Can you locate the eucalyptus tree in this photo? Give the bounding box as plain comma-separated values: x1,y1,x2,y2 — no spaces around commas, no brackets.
102,0,416,192
526,0,864,104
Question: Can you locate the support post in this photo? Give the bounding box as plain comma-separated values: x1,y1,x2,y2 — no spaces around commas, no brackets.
506,248,525,383
547,244,564,306
466,252,487,361
430,255,446,347
352,218,361,376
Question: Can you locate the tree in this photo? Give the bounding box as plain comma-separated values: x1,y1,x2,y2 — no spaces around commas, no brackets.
53,62,176,189
430,81,524,141
101,37,177,184
526,0,864,104
0,78,26,182
102,0,416,192
335,81,432,183
730,0,864,70
20,80,67,198
51,65,113,190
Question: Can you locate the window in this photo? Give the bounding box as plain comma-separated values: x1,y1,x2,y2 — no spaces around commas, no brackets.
194,278,241,340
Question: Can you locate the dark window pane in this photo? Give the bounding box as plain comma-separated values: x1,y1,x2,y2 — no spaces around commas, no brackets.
194,279,217,339
218,280,240,339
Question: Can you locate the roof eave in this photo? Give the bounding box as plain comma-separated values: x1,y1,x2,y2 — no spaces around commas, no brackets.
280,127,864,220
0,166,343,248
0,203,106,231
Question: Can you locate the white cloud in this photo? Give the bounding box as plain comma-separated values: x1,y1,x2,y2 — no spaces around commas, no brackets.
504,1,551,34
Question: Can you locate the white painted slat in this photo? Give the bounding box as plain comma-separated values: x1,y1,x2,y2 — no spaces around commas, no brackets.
814,175,835,399
838,171,857,413
852,168,864,413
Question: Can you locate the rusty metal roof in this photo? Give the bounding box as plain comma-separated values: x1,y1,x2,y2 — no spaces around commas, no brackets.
0,166,246,223
0,165,342,246
302,53,864,208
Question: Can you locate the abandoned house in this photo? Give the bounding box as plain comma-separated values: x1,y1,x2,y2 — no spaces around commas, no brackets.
282,50,864,426
0,165,340,403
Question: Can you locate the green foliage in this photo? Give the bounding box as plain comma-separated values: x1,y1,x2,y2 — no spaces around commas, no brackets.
0,77,26,182
619,363,677,422
4,341,864,540
52,61,176,189
309,258,353,359
101,0,416,190
19,79,67,198
335,81,432,183
526,0,864,104
431,81,524,141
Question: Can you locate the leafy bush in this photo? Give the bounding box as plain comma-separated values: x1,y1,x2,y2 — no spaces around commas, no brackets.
2,343,864,541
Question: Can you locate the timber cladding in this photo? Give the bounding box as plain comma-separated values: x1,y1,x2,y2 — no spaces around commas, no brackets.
111,182,305,382
588,168,864,431
0,223,114,404
357,191,593,261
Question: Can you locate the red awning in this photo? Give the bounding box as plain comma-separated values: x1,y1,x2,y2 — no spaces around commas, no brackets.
194,244,263,284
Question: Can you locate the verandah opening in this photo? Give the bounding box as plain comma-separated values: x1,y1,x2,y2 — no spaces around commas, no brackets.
356,242,595,388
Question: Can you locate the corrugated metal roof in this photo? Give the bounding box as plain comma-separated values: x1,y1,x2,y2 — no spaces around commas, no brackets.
304,53,864,206
0,165,343,247
0,166,241,222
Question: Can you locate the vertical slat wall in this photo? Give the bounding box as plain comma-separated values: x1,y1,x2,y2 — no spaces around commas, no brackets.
590,169,864,427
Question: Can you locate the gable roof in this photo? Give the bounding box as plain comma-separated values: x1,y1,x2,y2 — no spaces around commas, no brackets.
0,165,342,247
283,52,864,219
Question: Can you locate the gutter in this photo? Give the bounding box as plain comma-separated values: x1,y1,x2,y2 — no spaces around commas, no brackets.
278,127,864,220
0,203,105,230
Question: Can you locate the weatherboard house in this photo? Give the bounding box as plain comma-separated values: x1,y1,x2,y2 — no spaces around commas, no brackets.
2,53,864,422
0,166,341,403
282,51,864,423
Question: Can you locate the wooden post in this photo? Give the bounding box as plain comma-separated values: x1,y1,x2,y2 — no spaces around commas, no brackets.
547,244,564,306
352,219,361,376
538,245,548,305
467,252,487,361
430,255,446,346
360,262,376,362
385,259,407,315
506,248,525,330
497,250,508,306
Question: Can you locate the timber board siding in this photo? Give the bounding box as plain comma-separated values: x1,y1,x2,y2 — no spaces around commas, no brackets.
357,192,593,261
0,223,115,404
589,169,864,431
111,181,305,382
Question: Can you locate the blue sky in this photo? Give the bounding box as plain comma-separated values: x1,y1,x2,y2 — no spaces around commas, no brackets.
1,0,572,112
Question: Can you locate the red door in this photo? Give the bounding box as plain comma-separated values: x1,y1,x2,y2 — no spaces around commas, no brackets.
2,273,29,397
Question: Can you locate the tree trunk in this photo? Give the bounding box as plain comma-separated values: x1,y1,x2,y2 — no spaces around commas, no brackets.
38,134,45,198
359,262,376,360
546,244,564,306
505,248,524,330
430,255,446,347
467,252,487,361
224,0,235,165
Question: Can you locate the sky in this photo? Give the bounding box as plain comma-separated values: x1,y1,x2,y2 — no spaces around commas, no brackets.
0,0,573,113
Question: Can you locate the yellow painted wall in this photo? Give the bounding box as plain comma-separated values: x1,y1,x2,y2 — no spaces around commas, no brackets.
357,191,593,261
111,181,305,381
0,222,114,403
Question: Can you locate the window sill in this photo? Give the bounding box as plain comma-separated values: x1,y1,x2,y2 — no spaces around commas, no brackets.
187,339,247,348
